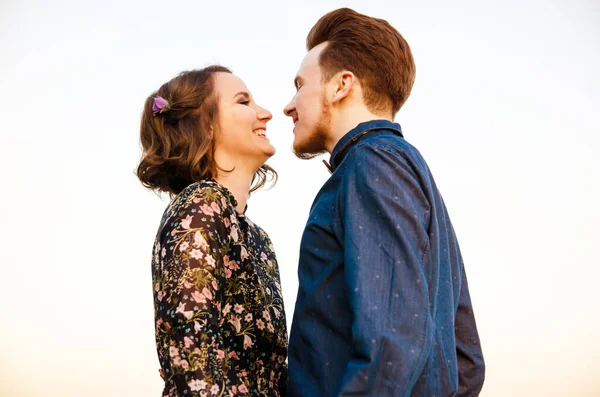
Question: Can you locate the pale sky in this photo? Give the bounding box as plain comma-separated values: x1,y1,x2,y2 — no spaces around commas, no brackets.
1,0,599,396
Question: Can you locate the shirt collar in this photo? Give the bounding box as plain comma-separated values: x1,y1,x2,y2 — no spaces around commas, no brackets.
329,119,403,171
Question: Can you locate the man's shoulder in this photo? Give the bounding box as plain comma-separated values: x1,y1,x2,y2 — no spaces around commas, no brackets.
345,131,426,172
365,130,421,158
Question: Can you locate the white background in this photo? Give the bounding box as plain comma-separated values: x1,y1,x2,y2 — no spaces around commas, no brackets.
1,0,598,395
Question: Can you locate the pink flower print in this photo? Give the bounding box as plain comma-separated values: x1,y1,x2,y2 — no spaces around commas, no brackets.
229,316,241,333
179,241,190,252
190,249,203,260
181,215,193,230
194,321,202,333
205,255,216,267
202,287,213,300
176,303,194,320
191,291,206,303
157,291,165,301
229,351,240,360
239,384,249,393
155,283,160,292
243,334,254,350
240,246,249,260
176,302,186,315
261,252,268,261
181,360,189,369
245,313,253,322
234,304,244,314
223,217,230,228
171,229,177,236
212,280,218,290
211,384,220,395
230,227,239,242
210,202,221,214
189,379,207,391
222,303,232,315
200,204,214,216
173,356,182,366
267,323,275,333
169,346,179,358
232,385,238,394
228,259,240,270
161,247,166,257
262,310,271,321
216,349,225,360
193,231,208,249
221,197,227,208
224,268,232,279
256,319,265,330
184,336,194,348
272,307,281,319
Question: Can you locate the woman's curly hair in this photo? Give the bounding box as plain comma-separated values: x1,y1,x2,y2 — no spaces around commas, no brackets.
137,65,276,196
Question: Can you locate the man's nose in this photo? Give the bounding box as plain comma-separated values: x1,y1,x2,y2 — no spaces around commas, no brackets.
283,99,295,117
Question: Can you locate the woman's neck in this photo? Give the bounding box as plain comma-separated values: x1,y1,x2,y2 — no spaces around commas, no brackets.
215,169,254,215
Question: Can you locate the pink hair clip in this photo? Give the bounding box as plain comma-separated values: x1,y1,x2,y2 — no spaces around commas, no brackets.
152,96,170,115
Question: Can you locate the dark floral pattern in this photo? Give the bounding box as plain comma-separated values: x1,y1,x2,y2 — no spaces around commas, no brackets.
151,180,288,396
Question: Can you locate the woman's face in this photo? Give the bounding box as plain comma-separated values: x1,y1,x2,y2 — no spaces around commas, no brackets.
213,72,275,169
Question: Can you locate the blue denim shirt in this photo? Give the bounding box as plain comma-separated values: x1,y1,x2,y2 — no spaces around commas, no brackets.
288,120,485,396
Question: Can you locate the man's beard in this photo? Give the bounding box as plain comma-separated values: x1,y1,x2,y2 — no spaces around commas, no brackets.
293,93,331,160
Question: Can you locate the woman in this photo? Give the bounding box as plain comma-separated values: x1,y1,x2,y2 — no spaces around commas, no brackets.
137,66,287,396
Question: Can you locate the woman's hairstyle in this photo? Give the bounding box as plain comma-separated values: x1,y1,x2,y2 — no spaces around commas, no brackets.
307,8,416,117
137,65,276,196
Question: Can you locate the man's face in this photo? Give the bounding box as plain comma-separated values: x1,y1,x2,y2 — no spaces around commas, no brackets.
284,43,332,158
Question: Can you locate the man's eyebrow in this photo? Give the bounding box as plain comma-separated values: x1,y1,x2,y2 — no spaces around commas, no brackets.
294,76,304,89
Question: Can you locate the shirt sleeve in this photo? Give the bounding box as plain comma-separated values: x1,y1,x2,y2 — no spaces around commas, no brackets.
155,188,247,396
455,262,486,395
335,144,433,396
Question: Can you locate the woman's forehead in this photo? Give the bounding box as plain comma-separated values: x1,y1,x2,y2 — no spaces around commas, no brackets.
214,72,250,97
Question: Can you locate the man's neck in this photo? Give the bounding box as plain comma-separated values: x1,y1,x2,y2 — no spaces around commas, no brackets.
326,107,392,154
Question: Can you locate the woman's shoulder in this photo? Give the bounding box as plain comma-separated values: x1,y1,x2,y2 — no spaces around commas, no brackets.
175,180,237,211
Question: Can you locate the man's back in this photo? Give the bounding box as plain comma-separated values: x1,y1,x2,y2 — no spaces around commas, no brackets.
288,120,485,396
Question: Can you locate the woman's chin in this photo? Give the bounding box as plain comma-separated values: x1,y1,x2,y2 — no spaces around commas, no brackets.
261,143,276,158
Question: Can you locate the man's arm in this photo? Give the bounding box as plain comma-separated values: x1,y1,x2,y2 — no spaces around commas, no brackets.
335,143,433,396
455,261,485,395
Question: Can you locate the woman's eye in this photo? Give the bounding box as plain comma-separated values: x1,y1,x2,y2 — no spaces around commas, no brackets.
240,100,250,105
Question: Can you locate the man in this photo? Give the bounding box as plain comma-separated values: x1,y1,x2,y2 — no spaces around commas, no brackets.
283,8,485,396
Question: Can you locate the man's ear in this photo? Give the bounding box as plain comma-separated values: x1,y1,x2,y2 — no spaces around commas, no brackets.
331,71,355,104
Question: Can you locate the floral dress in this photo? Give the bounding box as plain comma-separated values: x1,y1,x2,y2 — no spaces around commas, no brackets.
151,180,288,396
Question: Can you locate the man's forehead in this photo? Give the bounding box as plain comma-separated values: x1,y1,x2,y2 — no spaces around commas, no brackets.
298,45,324,78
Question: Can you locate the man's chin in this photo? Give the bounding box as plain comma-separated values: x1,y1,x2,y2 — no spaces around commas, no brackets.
293,142,325,160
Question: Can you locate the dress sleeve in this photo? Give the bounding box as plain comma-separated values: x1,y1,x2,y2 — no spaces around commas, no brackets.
155,187,248,396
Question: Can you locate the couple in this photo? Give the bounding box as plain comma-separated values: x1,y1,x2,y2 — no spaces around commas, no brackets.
136,8,485,397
